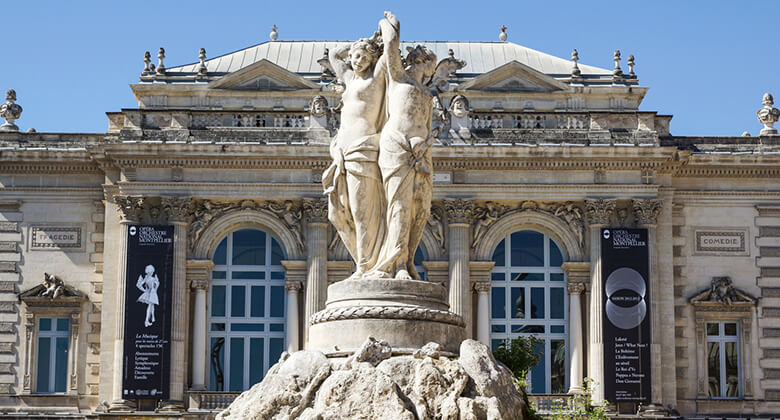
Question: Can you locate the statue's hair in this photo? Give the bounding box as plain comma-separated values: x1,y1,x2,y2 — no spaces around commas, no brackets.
405,45,437,66
449,95,470,111
349,38,381,62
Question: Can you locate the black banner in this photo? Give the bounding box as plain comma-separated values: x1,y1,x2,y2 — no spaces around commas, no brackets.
122,225,174,400
602,228,651,403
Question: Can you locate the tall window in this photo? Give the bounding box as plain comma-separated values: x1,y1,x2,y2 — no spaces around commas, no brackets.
490,230,567,394
36,317,69,393
706,321,740,398
413,246,427,281
208,229,286,391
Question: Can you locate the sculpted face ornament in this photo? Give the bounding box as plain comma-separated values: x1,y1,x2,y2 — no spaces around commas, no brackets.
604,267,647,330
310,95,329,118
449,95,469,118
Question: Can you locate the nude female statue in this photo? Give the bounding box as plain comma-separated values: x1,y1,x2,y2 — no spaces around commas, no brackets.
368,11,438,280
322,35,387,278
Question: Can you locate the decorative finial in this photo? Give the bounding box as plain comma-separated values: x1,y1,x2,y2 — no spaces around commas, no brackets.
448,49,455,59
499,25,507,42
142,51,151,76
757,92,780,135
612,49,623,80
0,89,23,132
156,47,166,75
270,24,278,41
571,49,581,78
627,54,636,79
198,48,208,76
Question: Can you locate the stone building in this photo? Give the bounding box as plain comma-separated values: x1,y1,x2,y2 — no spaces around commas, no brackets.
0,29,779,418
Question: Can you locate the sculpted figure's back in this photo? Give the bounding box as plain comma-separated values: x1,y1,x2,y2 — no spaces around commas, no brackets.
322,34,387,278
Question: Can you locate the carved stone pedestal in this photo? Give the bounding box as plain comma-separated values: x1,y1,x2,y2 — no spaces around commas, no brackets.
308,278,466,355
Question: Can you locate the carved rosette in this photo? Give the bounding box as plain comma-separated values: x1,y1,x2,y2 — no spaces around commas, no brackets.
584,198,616,226
473,282,492,294
303,198,329,224
161,196,192,223
444,198,474,225
632,199,662,227
114,195,144,222
285,281,303,293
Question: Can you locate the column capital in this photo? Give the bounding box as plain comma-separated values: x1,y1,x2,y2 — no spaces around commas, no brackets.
186,259,214,281
567,281,586,295
302,197,329,224
632,198,662,227
473,281,491,294
113,195,144,222
561,261,591,282
189,279,208,291
584,198,616,227
281,260,307,282
285,281,303,292
443,198,474,225
161,196,192,224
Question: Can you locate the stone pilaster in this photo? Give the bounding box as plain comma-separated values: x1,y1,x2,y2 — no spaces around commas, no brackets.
285,281,303,352
187,260,213,392
444,199,474,337
303,198,328,346
473,282,491,346
583,198,615,403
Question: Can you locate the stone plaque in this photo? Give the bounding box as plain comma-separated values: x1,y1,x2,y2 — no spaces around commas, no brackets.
692,227,749,256
29,225,84,252
433,171,452,184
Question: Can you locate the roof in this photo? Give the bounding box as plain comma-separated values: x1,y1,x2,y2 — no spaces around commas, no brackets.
166,41,612,78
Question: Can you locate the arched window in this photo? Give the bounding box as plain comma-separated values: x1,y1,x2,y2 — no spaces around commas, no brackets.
413,246,427,281
208,229,286,391
490,230,567,394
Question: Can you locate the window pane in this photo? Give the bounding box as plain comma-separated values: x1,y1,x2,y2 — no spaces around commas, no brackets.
725,342,739,397
551,325,565,334
39,318,51,332
229,338,245,391
270,323,284,332
707,323,719,336
551,339,566,394
270,286,285,317
550,273,564,282
550,288,564,319
233,271,266,280
512,325,544,333
271,238,284,265
56,318,69,332
231,323,264,332
491,287,506,319
491,272,505,281
249,338,264,386
270,338,284,371
231,286,246,317
211,323,226,332
36,337,51,393
492,240,506,266
491,339,503,352
54,337,69,392
724,323,737,336
510,231,544,267
491,325,506,333
212,271,227,279
510,287,525,319
531,288,545,319
549,240,563,267
414,247,425,266
213,238,227,265
530,342,546,394
271,271,285,280
707,342,721,397
250,286,265,317
232,230,266,266
211,286,226,317
210,337,225,391
512,273,543,281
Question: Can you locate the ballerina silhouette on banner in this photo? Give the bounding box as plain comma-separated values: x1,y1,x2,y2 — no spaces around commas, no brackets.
136,264,160,327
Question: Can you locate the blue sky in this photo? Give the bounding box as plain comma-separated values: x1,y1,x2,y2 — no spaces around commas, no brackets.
1,1,776,136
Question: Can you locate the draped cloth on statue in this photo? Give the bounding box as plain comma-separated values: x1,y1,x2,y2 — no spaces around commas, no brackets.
368,128,433,279
322,133,386,274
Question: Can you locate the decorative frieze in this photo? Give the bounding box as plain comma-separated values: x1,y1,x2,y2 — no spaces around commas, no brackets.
632,198,662,226
584,198,616,226
427,205,446,255
471,202,509,249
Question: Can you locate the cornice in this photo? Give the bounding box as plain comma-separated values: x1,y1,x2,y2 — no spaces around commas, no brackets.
0,162,102,174
673,166,780,178
0,187,103,201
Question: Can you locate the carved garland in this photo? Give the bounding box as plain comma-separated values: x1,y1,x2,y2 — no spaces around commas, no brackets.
310,306,466,328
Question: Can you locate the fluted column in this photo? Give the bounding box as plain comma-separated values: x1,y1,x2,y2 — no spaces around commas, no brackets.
632,198,664,409
160,197,191,411
583,198,615,404
444,199,474,337
109,195,143,411
473,282,491,346
285,281,302,352
562,261,590,395
303,198,328,347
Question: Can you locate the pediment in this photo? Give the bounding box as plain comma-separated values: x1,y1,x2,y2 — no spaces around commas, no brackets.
456,61,570,93
689,276,755,308
19,273,86,307
208,59,320,91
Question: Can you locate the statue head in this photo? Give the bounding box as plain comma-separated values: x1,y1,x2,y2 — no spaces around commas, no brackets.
5,90,15,102
309,95,329,117
149,206,160,220
405,45,437,82
349,38,380,75
449,95,470,118
764,93,774,107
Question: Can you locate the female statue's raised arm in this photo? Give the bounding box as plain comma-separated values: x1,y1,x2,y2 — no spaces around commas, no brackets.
379,11,405,82
328,44,352,81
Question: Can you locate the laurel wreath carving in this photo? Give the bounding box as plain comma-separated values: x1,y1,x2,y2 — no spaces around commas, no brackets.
310,305,465,327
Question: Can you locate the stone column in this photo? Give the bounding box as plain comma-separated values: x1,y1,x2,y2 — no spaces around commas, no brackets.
22,313,34,393
186,257,213,392
562,262,590,394
444,199,474,337
68,312,81,394
285,281,302,352
302,198,328,347
109,195,143,411
632,198,664,410
473,282,491,346
583,198,615,403
160,197,191,411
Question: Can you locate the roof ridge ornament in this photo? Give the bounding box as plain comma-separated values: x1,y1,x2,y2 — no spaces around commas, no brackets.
197,48,208,76
156,47,166,75
612,49,623,81
499,25,507,42
627,54,636,79
142,51,151,76
270,24,278,41
0,89,22,132
570,49,581,78
757,92,780,136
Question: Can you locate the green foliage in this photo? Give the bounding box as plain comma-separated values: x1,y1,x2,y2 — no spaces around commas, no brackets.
549,378,609,420
492,336,543,379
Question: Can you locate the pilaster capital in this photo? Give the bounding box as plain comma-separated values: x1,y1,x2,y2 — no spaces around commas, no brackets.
113,195,144,222
285,281,303,293
189,279,208,291
161,196,192,223
584,199,616,227
302,198,329,224
443,198,474,225
186,259,215,282
560,261,591,283
473,281,492,294
632,198,662,227
567,282,586,295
